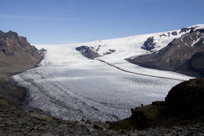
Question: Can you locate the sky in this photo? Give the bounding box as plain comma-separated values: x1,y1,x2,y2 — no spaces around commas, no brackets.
0,0,203,44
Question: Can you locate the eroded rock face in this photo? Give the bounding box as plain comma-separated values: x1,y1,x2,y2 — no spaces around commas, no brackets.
165,78,204,118
0,30,45,77
141,37,156,51
0,30,45,106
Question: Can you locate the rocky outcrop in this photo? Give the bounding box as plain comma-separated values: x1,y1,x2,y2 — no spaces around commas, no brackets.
141,37,156,51
76,45,115,59
0,30,45,107
165,78,204,118
111,78,204,131
0,78,27,106
127,27,204,77
76,46,100,59
0,30,45,78
171,31,178,36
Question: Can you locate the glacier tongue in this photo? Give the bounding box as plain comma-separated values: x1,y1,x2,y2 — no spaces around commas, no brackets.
13,35,191,121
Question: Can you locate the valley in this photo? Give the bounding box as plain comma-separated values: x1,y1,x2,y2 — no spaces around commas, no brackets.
13,26,194,121
0,0,203,135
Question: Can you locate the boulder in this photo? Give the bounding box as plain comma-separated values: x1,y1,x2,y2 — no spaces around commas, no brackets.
165,78,204,118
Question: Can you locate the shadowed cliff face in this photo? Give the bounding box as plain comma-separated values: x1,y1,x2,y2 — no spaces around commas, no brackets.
127,28,204,77
0,30,45,77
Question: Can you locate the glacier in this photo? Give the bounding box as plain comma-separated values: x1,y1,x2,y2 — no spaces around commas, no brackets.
13,31,192,121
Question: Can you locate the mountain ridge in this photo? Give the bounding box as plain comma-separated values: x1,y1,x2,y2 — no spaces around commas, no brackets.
0,30,45,78
0,30,45,106
127,25,204,77
74,24,204,77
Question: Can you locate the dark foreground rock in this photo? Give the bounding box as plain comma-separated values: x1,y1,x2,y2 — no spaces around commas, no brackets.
1,96,204,136
111,78,204,135
0,78,27,105
166,78,204,118
0,97,123,136
0,77,204,135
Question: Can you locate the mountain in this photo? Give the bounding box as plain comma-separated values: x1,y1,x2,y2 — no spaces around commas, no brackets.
0,30,45,105
127,25,204,77
0,28,203,135
75,28,185,60
0,30,45,78
74,24,204,77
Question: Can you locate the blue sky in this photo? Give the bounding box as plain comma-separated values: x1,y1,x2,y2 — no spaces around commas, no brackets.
0,0,203,44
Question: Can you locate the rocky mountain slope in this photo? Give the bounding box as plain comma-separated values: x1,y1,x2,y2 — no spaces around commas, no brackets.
75,29,184,60
0,30,45,78
0,30,45,107
127,25,204,77
74,24,204,77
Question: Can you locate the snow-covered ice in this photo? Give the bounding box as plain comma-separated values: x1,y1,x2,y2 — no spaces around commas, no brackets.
13,31,192,121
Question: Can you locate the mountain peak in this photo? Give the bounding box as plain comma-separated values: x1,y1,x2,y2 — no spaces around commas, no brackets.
0,30,19,39
0,30,45,77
